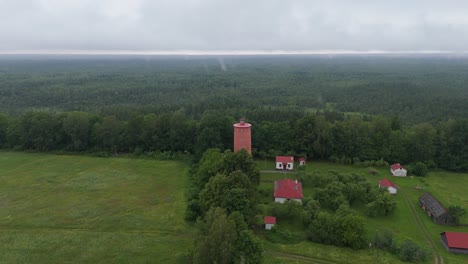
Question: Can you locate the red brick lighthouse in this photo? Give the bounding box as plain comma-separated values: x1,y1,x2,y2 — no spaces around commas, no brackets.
233,118,252,155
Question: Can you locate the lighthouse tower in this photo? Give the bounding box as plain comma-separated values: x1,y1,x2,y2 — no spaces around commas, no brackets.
233,118,252,155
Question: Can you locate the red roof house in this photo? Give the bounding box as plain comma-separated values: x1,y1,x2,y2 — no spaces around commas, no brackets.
264,216,276,230
390,163,407,177
379,178,397,194
264,216,276,224
276,156,294,170
379,178,396,188
299,158,306,166
390,163,403,170
440,232,468,254
274,179,303,203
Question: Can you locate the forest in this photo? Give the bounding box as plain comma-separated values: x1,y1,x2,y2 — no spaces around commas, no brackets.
0,55,467,172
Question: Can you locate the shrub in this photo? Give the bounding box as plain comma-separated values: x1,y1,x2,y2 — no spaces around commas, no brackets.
266,228,305,244
268,200,302,222
373,229,396,250
399,239,429,262
368,167,379,175
411,162,428,177
448,205,466,224
375,159,389,167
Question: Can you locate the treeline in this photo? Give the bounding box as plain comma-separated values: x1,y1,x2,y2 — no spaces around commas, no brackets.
0,111,467,172
1,55,468,123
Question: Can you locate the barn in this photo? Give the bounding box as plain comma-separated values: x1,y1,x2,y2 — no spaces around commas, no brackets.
440,232,468,254
390,163,407,177
378,178,398,194
276,156,294,170
419,192,454,225
264,216,276,230
274,179,303,203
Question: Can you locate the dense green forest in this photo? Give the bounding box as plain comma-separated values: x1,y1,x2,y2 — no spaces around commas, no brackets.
1,55,467,122
0,55,467,171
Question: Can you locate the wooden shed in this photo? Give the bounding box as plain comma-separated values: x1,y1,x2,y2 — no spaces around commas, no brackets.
419,192,454,225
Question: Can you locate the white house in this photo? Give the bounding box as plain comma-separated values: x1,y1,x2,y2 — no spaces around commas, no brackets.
378,178,398,194
274,179,303,203
264,216,276,230
276,156,294,170
299,158,306,166
391,163,407,177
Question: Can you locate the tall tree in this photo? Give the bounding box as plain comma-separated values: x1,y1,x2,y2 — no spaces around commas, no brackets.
221,149,260,185
0,113,8,147
92,115,124,153
62,111,91,151
407,123,436,163
193,207,237,264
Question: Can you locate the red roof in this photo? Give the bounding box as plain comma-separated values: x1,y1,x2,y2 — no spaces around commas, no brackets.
276,156,294,163
274,179,303,199
379,178,397,188
391,163,406,170
443,232,468,249
299,158,306,161
264,216,276,224
233,122,252,128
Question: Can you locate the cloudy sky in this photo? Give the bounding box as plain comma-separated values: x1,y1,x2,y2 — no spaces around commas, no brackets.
1,0,468,54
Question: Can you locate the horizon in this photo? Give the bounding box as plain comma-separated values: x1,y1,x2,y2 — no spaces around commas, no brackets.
1,50,468,56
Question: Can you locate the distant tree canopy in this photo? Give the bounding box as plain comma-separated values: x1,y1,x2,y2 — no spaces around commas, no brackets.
1,56,467,123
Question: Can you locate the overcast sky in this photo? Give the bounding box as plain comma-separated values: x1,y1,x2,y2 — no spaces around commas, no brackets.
1,0,468,54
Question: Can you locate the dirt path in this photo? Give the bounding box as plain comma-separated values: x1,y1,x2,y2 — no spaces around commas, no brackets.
265,251,337,264
400,188,443,264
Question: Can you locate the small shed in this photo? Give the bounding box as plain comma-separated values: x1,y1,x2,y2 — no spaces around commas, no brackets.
299,158,306,166
276,156,294,170
419,192,454,225
390,163,407,177
378,178,398,194
264,216,276,230
274,179,303,203
440,232,468,254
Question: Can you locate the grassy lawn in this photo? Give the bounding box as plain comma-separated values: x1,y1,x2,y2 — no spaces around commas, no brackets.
0,152,192,263
257,159,468,264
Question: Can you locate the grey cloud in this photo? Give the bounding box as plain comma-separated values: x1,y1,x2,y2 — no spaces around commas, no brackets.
0,0,468,53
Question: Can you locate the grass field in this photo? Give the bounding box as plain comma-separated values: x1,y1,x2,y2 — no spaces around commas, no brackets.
1,152,466,263
0,152,192,263
257,159,468,264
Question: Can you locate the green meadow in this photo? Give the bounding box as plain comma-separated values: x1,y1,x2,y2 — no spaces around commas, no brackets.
257,160,468,264
0,152,467,264
0,152,191,263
